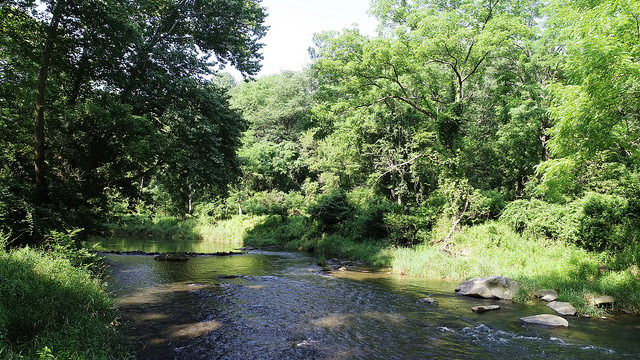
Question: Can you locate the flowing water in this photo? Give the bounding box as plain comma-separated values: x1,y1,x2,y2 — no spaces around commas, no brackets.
95,238,640,359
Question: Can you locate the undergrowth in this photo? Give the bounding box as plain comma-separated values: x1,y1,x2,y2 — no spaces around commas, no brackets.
0,232,128,359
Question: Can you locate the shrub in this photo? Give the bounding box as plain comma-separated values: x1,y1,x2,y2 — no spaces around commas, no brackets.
308,189,354,232
575,192,632,252
348,193,396,241
500,199,580,242
240,190,305,217
464,189,506,224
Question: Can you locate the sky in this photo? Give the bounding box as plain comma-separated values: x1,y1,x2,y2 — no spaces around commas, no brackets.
235,0,379,79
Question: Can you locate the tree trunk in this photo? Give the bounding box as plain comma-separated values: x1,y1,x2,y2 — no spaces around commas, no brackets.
34,0,65,204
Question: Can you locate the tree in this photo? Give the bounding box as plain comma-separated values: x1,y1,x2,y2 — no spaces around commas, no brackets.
230,70,316,194
0,0,267,239
536,0,640,200
310,0,540,206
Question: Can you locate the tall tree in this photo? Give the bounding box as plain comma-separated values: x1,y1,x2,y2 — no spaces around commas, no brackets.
536,0,640,200
0,0,267,237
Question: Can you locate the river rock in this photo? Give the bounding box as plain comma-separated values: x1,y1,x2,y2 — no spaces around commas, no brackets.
519,314,569,328
591,295,615,307
417,297,438,306
154,253,190,261
455,276,519,300
546,301,576,316
536,289,558,302
472,305,500,313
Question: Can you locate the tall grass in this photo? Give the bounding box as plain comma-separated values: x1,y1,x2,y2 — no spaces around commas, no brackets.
192,215,267,246
388,221,640,315
0,244,128,359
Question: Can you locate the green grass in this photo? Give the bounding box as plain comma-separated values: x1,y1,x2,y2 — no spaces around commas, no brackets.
0,246,128,359
192,215,267,245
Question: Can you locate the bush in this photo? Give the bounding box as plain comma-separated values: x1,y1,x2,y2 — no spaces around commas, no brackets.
464,189,506,224
308,189,354,232
575,192,634,252
347,193,396,242
500,199,580,242
240,190,306,217
106,214,197,239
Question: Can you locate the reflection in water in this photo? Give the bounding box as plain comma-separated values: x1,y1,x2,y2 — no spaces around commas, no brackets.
90,236,242,254
103,239,640,360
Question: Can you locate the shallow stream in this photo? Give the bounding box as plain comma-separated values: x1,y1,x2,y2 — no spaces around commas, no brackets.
95,238,640,359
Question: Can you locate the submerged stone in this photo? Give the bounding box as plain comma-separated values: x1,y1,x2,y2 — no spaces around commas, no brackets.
519,314,569,328
417,297,438,306
472,305,500,313
455,276,519,300
546,301,577,316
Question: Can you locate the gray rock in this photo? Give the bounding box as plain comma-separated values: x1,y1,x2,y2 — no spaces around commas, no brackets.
519,314,569,328
546,301,577,316
154,253,190,261
455,276,520,300
472,305,500,313
417,297,437,306
592,295,615,306
537,289,558,302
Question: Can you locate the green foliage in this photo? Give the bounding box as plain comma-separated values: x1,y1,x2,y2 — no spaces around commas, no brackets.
465,189,507,225
501,199,580,241
347,192,397,242
502,193,639,253
106,215,198,239
0,246,126,359
308,189,355,232
576,193,638,252
242,191,305,217
41,229,106,275
0,0,268,242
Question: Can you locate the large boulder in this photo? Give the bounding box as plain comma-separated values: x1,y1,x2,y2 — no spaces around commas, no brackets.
455,276,519,300
519,314,569,328
546,301,577,316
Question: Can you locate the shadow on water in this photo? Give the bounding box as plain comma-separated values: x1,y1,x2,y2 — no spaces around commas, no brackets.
117,282,222,359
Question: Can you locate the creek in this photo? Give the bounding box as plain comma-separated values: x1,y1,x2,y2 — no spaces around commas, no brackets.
94,237,640,359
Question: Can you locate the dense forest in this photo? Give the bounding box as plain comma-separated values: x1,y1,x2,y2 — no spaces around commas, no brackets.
2,0,640,357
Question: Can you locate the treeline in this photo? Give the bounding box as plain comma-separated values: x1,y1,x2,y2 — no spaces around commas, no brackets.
0,0,266,245
221,0,639,260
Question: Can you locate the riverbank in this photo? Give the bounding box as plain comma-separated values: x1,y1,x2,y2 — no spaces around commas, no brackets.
195,214,640,317
0,238,128,359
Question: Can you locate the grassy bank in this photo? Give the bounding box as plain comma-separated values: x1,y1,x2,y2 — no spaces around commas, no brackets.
0,241,128,359
236,214,640,316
